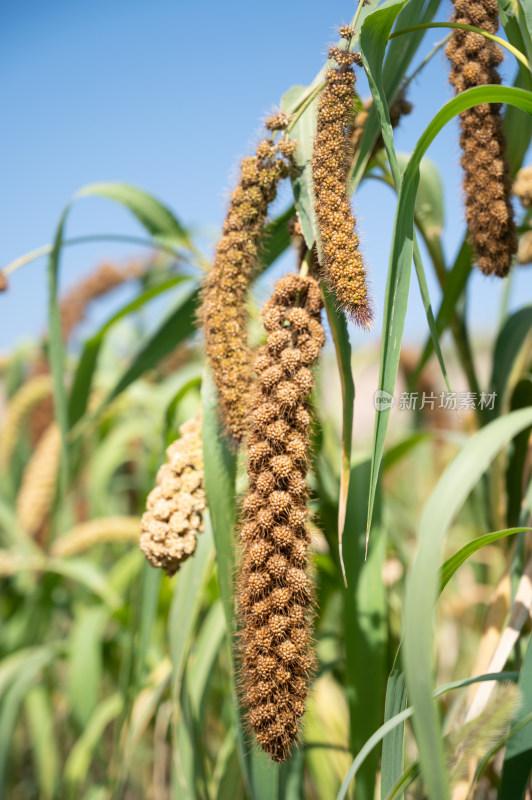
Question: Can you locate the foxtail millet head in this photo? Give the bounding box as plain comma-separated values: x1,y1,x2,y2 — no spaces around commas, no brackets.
16,422,61,537
200,139,296,443
140,411,205,576
312,37,373,327
238,273,324,762
446,0,517,277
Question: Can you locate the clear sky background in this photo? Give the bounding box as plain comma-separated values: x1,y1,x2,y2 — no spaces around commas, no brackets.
1,0,530,355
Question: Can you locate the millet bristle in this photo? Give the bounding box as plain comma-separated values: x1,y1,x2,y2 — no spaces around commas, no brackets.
238,273,325,763
201,140,295,443
140,411,206,576
312,30,372,327
446,0,517,277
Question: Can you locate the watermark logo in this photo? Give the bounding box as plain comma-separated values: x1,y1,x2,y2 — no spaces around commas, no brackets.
374,390,395,411
374,390,497,412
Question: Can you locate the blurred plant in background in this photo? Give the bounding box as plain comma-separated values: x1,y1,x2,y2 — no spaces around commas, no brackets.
1,1,532,798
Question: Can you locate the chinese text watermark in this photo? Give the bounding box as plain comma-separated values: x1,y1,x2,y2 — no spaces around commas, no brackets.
374,391,497,412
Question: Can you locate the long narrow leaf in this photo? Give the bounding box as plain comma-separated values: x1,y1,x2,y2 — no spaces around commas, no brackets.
337,671,519,800
499,636,532,798
440,527,531,592
404,407,532,800
364,82,532,539
322,285,354,583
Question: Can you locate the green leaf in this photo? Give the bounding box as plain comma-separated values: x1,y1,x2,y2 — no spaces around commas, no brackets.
168,523,214,798
47,205,71,496
440,527,531,592
364,82,532,538
506,379,532,527
337,671,519,800
380,525,529,798
168,523,214,688
0,646,58,795
396,152,445,272
68,275,187,428
491,305,532,416
214,732,241,800
259,205,295,270
65,692,124,797
24,686,59,800
383,432,431,471
68,607,107,728
76,182,191,247
134,564,162,686
414,237,473,380
516,0,532,62
188,600,226,718
383,761,419,800
358,0,419,539
404,407,532,800
163,373,202,447
46,181,195,504
94,281,199,416
499,635,532,798
282,86,320,249
360,1,452,542
389,21,530,71
201,369,237,632
343,459,387,800
278,750,305,800
382,0,442,92
350,0,441,190
321,284,354,583
499,3,532,174
381,669,408,800
46,558,122,609
504,65,532,176
117,661,172,791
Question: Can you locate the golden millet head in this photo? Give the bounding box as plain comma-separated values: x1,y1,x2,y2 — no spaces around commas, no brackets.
140,411,205,576
312,33,373,326
16,423,61,537
200,137,295,443
446,0,516,277
238,273,324,762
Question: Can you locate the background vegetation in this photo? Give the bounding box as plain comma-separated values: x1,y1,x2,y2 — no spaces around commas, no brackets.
1,0,532,798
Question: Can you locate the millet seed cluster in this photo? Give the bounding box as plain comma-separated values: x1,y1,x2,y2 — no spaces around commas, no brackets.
201,136,296,443
312,27,373,327
140,412,205,576
238,273,324,762
446,0,517,277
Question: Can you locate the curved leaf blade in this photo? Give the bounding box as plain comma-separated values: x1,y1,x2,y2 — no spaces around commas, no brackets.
404,408,532,800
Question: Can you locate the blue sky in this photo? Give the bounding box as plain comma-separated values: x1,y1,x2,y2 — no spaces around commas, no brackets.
1,0,530,354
